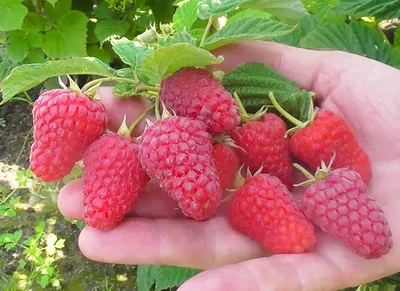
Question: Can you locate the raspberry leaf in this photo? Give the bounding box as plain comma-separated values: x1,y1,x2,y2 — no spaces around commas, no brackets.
1,57,114,104
301,22,393,65
111,38,152,70
173,0,199,31
95,19,130,46
201,17,294,50
137,265,201,291
0,0,28,31
42,11,89,58
198,0,251,19
335,0,400,19
140,43,223,84
222,62,313,122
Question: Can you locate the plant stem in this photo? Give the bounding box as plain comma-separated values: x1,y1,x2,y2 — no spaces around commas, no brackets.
200,17,213,47
23,92,33,104
16,127,33,165
233,92,248,117
268,92,304,127
128,105,155,133
154,97,161,120
293,163,315,180
81,77,137,92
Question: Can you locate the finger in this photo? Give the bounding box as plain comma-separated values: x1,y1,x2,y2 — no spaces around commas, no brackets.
179,234,398,291
98,87,155,136
57,179,182,220
212,41,371,102
78,216,266,269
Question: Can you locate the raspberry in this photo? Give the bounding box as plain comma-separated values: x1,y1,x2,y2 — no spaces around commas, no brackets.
229,174,316,254
301,168,392,259
30,89,107,182
290,109,371,182
231,113,293,190
83,133,149,230
160,67,240,134
138,116,222,220
212,143,240,191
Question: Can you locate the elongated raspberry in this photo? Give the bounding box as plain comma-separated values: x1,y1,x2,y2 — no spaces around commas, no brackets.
301,168,392,259
290,109,371,182
83,133,149,230
231,113,293,189
160,67,240,134
229,174,316,253
212,143,240,191
138,116,222,220
30,89,107,182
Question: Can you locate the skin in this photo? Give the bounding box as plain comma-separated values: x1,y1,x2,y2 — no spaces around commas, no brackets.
57,41,400,291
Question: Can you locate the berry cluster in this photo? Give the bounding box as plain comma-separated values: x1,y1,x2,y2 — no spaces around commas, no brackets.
30,67,392,259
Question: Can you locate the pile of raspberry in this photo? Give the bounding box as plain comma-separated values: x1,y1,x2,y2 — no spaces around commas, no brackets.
30,67,392,260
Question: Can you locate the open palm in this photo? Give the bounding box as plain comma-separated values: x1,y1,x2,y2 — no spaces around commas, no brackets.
58,41,400,291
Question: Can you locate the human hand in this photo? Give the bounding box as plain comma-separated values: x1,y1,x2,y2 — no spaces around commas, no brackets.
57,41,400,291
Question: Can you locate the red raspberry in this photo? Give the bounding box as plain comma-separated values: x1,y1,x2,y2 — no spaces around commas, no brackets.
30,89,107,182
301,168,392,259
231,113,293,190
229,174,316,254
83,133,149,230
160,67,240,134
290,109,371,182
138,116,222,220
212,143,240,191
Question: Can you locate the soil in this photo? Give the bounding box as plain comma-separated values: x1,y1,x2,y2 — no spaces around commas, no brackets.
0,93,139,290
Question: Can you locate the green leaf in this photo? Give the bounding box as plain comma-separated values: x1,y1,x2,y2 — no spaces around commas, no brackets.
198,0,251,19
394,27,400,47
26,31,43,48
163,31,197,46
7,31,28,63
24,49,46,64
173,0,199,31
136,265,201,291
47,0,59,6
141,43,223,84
44,0,72,20
111,38,152,70
5,208,16,217
222,62,312,121
95,1,120,19
40,275,50,289
301,22,392,65
0,0,28,31
1,57,114,104
154,266,201,291
202,17,294,50
113,82,136,98
243,0,309,24
335,0,400,19
21,12,46,33
137,265,157,291
95,19,130,46
42,11,89,58
87,46,111,64
274,15,321,46
55,239,65,249
227,9,272,24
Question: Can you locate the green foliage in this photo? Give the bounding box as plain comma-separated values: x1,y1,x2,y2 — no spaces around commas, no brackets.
137,265,202,291
2,0,400,290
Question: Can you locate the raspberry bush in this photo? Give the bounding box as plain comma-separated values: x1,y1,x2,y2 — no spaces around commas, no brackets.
1,0,400,290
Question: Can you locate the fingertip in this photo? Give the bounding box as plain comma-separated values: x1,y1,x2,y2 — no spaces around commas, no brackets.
57,179,84,220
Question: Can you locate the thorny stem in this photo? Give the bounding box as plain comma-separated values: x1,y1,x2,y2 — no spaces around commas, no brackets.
81,77,137,92
128,105,155,133
200,17,214,47
268,92,304,127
